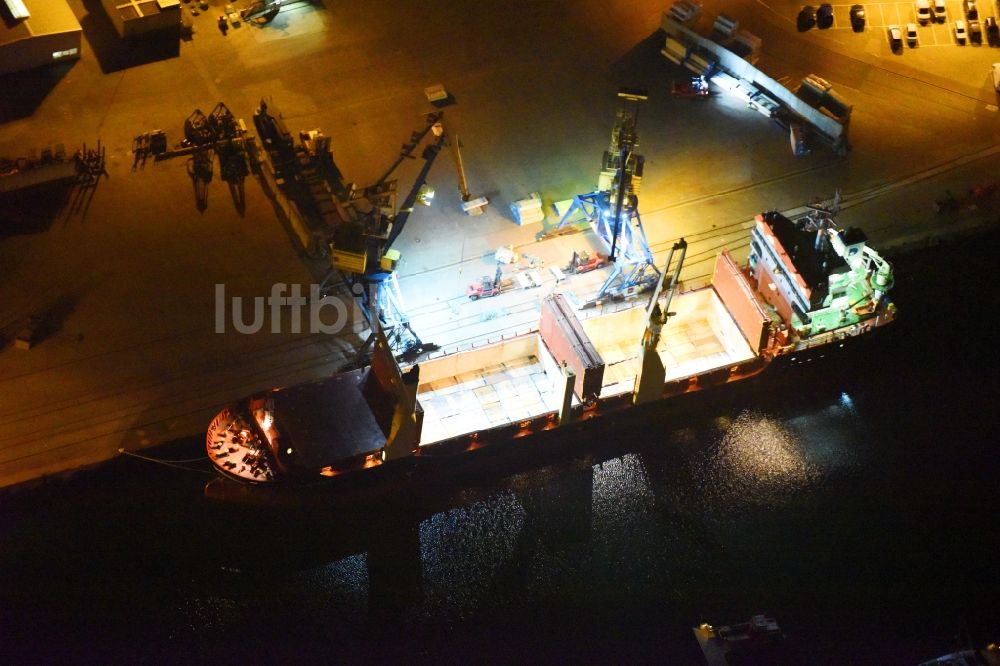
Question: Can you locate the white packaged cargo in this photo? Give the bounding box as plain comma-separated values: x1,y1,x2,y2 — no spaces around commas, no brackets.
713,13,739,37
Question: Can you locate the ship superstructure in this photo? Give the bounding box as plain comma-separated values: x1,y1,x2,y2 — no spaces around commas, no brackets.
749,201,895,354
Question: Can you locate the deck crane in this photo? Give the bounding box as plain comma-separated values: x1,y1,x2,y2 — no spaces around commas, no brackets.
801,191,894,308
825,227,894,307
319,112,448,363
633,238,687,405
554,88,661,308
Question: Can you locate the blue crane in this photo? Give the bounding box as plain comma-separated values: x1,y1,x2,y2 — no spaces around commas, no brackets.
554,88,661,308
321,112,448,363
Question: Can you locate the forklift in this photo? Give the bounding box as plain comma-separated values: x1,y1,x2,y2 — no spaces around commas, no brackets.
564,250,609,274
467,264,508,300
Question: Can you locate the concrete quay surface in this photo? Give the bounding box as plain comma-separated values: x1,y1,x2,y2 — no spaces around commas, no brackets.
0,0,998,490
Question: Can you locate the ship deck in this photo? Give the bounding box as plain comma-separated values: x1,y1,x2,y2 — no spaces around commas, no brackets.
581,288,756,397
413,289,756,443
416,335,564,445
206,409,276,483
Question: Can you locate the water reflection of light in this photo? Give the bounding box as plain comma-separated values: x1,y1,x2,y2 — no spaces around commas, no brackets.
314,553,368,589
717,411,814,488
417,491,525,619
713,415,733,430
308,553,369,618
592,453,655,527
591,454,658,574
697,403,869,509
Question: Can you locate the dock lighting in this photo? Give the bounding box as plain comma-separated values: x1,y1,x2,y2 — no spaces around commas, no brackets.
286,447,293,455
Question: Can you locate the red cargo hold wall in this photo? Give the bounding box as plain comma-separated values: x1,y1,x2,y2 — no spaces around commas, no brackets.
539,294,605,400
712,251,770,354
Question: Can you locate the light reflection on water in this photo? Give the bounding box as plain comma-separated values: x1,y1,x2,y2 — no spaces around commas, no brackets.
591,453,655,530
715,410,817,491
300,398,870,624
418,490,525,621
303,553,369,622
696,403,866,509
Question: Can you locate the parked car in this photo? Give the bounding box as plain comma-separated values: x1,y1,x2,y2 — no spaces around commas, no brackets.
963,0,978,19
798,5,817,31
888,24,904,49
916,0,932,24
933,0,947,22
817,3,834,28
955,19,968,43
984,16,999,45
850,4,866,31
906,22,919,45
969,19,982,42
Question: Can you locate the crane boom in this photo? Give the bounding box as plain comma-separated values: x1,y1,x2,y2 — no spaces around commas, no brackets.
326,113,450,363
826,227,894,302
384,133,445,251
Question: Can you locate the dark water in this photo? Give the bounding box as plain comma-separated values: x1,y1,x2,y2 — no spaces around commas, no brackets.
2,231,999,665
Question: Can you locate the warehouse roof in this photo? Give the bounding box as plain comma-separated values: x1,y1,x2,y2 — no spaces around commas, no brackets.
1,0,80,47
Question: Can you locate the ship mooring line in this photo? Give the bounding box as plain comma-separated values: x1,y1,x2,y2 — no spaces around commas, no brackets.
116,448,214,476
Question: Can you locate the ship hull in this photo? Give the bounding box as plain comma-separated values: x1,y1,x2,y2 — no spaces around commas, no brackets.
202,332,895,508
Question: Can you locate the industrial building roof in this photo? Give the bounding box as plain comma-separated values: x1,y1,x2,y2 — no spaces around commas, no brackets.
0,0,80,46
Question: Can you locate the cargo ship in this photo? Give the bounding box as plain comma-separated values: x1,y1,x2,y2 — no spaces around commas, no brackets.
204,202,896,504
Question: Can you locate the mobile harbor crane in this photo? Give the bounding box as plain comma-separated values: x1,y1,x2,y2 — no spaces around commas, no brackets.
553,88,661,308
252,101,453,362
326,113,447,363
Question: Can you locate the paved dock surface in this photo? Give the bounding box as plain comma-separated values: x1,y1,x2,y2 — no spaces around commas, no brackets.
1,0,998,489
